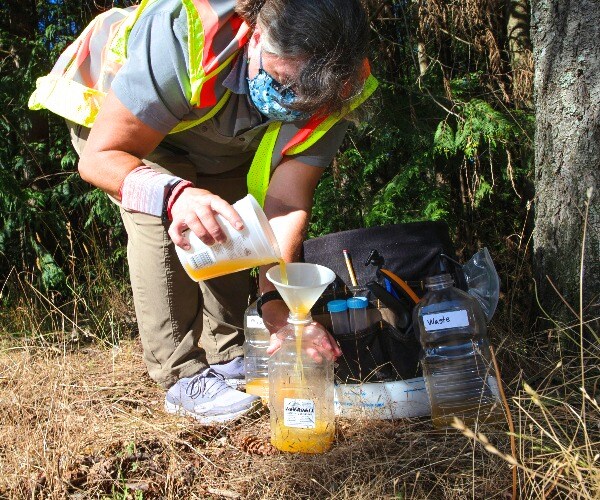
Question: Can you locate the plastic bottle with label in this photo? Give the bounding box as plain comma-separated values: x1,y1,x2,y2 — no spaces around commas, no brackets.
268,314,335,454
243,300,271,403
413,273,502,428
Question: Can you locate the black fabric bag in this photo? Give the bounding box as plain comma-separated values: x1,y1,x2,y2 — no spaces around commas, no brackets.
302,221,463,384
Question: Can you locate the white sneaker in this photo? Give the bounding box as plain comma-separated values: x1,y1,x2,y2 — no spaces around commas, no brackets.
164,368,259,424
210,356,245,389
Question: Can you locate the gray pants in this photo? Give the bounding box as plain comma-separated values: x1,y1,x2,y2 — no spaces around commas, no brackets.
69,123,250,389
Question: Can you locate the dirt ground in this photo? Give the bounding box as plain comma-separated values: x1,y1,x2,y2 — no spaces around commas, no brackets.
0,338,522,499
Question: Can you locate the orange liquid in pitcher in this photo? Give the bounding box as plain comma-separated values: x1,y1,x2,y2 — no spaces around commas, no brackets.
184,257,285,281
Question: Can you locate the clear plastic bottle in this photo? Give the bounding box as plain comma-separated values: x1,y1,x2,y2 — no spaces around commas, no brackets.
243,300,271,403
268,314,335,453
347,296,369,332
327,299,350,336
413,273,502,428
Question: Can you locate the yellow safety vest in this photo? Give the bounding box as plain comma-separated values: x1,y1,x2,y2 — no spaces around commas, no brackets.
29,0,377,205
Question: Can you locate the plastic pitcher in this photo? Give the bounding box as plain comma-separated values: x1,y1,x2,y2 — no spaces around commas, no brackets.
175,195,282,281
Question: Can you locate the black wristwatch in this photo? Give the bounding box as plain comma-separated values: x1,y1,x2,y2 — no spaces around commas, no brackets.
256,290,283,317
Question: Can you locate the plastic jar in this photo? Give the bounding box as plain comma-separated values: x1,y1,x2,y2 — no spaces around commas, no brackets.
268,315,335,454
347,296,369,333
413,273,502,428
243,300,271,403
327,299,350,336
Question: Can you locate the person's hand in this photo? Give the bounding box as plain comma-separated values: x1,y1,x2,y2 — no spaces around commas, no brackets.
267,320,342,363
168,188,244,249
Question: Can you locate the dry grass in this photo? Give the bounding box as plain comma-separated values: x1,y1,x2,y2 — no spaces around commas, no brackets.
1,273,598,498
2,335,596,499
0,339,519,499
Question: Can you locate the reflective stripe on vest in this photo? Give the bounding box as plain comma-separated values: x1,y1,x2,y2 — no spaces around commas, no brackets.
29,1,378,205
246,122,282,207
28,7,133,126
29,0,249,129
108,0,157,64
247,73,379,206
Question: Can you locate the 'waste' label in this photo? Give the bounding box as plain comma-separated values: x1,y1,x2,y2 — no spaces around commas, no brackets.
423,309,469,331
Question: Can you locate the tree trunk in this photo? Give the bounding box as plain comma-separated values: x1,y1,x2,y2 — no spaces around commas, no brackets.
531,0,600,329
507,0,533,108
417,42,429,76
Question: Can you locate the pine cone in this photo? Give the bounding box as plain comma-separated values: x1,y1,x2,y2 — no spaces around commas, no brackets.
237,435,277,456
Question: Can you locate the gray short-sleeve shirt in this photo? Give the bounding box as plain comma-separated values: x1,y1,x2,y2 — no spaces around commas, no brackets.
111,0,348,175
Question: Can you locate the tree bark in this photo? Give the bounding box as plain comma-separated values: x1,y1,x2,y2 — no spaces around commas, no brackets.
531,0,600,329
417,42,429,76
507,0,533,108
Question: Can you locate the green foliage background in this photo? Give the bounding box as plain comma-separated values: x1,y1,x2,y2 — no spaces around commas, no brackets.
0,1,534,337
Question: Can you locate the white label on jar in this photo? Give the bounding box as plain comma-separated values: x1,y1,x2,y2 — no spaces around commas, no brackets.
284,398,316,428
187,230,259,271
423,309,469,331
246,315,265,329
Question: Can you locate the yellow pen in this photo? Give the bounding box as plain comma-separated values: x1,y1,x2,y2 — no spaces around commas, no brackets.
343,249,359,287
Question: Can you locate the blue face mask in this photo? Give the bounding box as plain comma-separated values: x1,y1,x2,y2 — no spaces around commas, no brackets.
247,51,308,122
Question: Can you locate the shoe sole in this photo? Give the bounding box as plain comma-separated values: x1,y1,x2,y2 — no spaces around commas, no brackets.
164,399,259,424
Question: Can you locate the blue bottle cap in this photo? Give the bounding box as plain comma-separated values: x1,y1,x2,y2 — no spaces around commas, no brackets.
327,299,348,313
347,297,368,309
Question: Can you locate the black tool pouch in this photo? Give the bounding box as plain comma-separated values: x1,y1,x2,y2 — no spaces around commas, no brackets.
312,306,420,383
303,221,464,384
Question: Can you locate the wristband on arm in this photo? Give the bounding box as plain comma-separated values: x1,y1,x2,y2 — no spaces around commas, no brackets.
256,290,284,318
120,166,193,222
165,179,193,221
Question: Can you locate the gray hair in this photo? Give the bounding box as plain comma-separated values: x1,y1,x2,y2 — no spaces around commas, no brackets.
235,0,370,116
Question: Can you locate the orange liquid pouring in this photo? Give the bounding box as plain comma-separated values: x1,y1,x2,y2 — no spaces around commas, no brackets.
274,260,306,377
279,259,288,285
